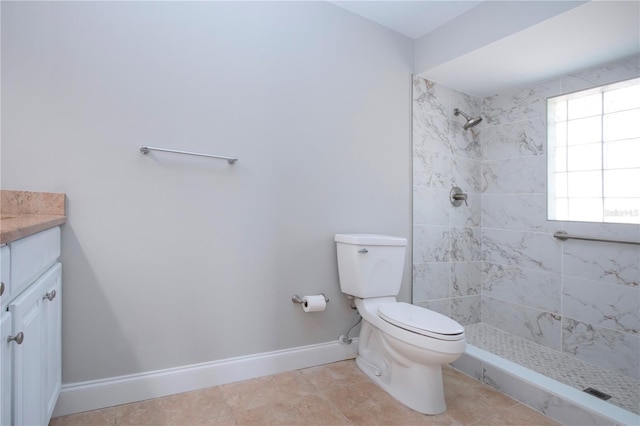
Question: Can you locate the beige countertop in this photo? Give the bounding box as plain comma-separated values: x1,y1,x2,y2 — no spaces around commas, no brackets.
0,190,66,244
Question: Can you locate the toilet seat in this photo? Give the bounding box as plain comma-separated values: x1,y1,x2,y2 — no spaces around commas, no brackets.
377,302,464,341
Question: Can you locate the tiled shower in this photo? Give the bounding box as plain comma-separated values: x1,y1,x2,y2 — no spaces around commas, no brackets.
412,55,639,418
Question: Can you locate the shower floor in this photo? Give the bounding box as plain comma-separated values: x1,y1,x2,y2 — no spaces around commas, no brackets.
463,322,639,416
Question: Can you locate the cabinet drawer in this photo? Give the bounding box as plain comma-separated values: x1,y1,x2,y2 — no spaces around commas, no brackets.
9,227,60,300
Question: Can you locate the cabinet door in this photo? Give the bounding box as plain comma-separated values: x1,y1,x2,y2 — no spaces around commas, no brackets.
1,245,9,308
9,265,60,426
41,264,61,422
1,311,13,426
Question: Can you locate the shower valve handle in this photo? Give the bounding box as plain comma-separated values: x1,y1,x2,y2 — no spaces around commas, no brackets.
453,193,468,206
450,187,468,207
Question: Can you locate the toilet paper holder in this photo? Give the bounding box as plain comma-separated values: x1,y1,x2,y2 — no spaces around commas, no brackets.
291,294,329,305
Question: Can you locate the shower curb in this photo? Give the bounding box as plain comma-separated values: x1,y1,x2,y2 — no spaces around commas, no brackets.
452,345,639,426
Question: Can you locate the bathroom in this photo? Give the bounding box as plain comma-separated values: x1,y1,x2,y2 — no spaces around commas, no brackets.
1,1,638,425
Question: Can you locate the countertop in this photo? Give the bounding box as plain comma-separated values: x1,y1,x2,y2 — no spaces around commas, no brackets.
0,190,66,244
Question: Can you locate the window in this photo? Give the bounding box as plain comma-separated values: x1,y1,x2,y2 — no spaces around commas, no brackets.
547,78,640,224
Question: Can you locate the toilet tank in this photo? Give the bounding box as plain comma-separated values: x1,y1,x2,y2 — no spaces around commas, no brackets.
335,234,407,298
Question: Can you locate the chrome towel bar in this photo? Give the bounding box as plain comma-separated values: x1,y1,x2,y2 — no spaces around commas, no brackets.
554,231,639,246
140,146,238,164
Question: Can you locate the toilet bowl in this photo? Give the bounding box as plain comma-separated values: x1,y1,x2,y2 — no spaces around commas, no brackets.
354,296,465,414
335,234,466,415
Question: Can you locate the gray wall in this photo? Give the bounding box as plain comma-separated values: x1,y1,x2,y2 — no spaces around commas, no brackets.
1,1,413,383
413,55,639,380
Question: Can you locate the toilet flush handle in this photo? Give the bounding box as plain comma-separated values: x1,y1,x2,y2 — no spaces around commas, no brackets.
358,248,368,254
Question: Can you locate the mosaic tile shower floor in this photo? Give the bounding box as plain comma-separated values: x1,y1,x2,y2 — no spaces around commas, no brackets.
464,322,639,415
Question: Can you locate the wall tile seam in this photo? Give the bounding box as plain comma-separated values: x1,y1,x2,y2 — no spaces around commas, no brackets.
480,150,545,160
450,151,483,161
480,227,557,237
479,152,546,162
480,261,563,279
480,192,547,196
561,273,640,289
561,315,640,338
477,115,546,129
413,147,483,163
479,226,555,234
480,156,546,165
417,295,479,302
481,295,560,317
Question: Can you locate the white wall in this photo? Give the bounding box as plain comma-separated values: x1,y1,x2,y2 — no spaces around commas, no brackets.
1,1,413,383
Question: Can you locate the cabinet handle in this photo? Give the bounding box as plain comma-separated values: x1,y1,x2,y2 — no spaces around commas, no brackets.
44,290,57,302
8,332,24,345
0,281,4,296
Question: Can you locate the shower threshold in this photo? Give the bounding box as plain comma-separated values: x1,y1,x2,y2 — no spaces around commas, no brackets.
452,323,639,426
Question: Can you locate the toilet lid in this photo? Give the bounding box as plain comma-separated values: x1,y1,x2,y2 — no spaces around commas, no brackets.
377,303,464,341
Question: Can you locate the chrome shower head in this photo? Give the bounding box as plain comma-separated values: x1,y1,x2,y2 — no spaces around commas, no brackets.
454,108,482,130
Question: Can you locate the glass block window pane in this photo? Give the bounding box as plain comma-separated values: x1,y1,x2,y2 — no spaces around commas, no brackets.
567,143,601,171
568,171,602,198
604,198,640,223
603,138,640,169
603,109,640,141
554,173,568,198
604,169,640,198
555,198,569,220
568,198,603,222
568,93,602,119
604,84,640,113
567,116,602,145
547,77,640,224
554,147,567,172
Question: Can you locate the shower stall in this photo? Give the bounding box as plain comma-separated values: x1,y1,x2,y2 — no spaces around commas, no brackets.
411,55,639,426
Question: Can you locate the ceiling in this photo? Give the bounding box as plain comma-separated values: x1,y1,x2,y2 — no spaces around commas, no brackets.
328,1,483,39
329,1,640,98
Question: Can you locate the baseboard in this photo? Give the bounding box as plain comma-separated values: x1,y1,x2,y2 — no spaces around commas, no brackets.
53,339,358,417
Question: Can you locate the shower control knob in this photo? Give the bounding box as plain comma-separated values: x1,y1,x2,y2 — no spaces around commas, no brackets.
450,187,468,207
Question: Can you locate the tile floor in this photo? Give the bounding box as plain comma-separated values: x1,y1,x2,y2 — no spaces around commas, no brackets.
50,360,561,425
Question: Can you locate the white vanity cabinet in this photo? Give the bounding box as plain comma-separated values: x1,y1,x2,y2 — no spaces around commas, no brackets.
1,245,12,426
1,226,62,426
1,311,12,426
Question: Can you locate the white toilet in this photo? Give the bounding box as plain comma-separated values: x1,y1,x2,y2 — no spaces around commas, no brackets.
335,233,466,415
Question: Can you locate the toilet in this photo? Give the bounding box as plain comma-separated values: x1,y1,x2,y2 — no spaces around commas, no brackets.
335,233,465,415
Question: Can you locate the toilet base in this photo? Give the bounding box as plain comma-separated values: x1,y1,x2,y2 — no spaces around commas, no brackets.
355,353,447,415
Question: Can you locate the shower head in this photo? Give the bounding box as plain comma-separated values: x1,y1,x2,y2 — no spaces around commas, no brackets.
454,108,482,130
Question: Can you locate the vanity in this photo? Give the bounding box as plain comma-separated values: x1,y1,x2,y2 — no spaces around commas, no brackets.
0,190,65,426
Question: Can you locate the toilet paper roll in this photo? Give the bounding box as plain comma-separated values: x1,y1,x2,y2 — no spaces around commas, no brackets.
302,295,327,313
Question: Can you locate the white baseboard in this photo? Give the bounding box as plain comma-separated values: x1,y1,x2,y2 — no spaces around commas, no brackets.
53,339,358,417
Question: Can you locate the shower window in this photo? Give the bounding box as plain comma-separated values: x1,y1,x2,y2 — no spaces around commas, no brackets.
547,77,640,224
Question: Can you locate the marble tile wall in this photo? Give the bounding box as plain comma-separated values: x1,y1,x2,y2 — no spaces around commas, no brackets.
412,76,482,326
481,54,640,380
413,54,640,381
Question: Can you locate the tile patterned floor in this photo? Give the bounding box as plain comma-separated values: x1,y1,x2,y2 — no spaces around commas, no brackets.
465,322,640,415
50,360,560,425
